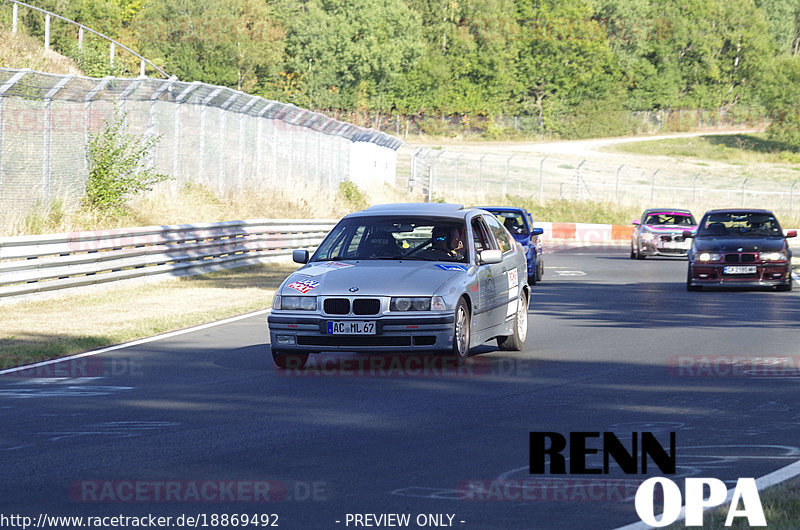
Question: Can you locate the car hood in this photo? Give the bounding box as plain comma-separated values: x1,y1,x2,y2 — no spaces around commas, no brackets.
693,237,785,253
280,260,473,297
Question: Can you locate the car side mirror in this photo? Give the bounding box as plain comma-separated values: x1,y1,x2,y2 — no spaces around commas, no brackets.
531,228,544,236
479,249,503,264
682,230,694,239
786,230,797,238
633,219,640,226
293,249,310,264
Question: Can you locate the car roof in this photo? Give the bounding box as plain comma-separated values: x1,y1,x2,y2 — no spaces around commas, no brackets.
348,203,475,219
475,206,528,214
703,208,774,215
643,208,693,214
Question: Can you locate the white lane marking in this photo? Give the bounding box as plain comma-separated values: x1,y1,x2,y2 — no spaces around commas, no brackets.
612,458,800,530
40,421,181,442
555,270,586,276
0,309,272,376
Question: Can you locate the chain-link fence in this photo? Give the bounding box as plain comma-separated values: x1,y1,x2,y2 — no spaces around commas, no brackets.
406,148,800,220
0,67,402,226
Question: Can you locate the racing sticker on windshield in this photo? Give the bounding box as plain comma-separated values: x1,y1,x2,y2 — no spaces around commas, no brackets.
301,262,355,277
435,264,468,272
286,279,321,294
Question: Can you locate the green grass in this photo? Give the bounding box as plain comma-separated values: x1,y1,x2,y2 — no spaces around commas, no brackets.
0,262,298,369
605,133,800,164
664,476,800,529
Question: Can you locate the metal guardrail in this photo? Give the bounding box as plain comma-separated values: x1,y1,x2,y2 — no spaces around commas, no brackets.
3,0,170,78
0,219,338,298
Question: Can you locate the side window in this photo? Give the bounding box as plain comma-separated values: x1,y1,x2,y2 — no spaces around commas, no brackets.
471,217,493,255
483,214,513,253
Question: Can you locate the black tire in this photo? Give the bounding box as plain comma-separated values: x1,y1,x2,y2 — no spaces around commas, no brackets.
272,349,309,369
451,298,471,364
536,258,544,281
686,268,701,291
498,291,529,351
630,246,636,259
776,275,793,291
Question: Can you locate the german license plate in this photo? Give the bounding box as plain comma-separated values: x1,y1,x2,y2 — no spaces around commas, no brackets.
723,266,757,274
327,321,376,334
663,241,688,249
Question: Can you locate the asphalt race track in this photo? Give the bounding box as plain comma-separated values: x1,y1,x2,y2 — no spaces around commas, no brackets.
2,246,799,529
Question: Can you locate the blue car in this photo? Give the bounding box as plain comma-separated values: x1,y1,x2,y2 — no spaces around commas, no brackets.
478,207,544,284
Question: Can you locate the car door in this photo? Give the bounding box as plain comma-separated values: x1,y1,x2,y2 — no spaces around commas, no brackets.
471,214,511,333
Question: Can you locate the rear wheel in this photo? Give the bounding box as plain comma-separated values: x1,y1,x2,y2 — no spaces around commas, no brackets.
272,349,309,369
498,291,529,351
451,298,471,364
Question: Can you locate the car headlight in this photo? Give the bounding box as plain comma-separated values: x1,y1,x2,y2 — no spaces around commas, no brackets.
640,232,655,242
431,296,447,311
696,252,722,262
279,296,317,311
761,251,787,262
390,297,431,311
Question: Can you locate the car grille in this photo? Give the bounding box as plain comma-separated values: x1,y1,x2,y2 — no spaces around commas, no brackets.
659,234,685,242
724,253,757,263
352,299,381,315
324,298,350,315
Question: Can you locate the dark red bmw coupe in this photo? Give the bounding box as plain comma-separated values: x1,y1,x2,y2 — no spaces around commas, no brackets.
685,209,796,291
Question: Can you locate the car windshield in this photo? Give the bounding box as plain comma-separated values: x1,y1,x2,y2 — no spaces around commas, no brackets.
644,213,696,226
311,215,469,263
487,211,529,235
696,212,783,237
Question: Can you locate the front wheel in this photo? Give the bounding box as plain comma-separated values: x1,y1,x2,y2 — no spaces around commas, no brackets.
272,349,309,369
776,275,793,291
451,298,471,364
498,292,529,351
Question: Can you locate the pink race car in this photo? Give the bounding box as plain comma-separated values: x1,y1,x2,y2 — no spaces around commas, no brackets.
631,208,697,259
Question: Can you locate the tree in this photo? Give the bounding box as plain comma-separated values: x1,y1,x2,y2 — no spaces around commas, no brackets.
755,0,800,55
756,56,800,147
133,0,284,91
282,0,424,110
642,0,771,109
515,0,619,130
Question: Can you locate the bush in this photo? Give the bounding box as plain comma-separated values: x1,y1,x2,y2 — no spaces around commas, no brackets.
337,181,368,211
85,110,171,213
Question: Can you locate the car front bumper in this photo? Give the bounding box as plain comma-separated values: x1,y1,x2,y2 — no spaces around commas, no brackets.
688,263,792,287
639,239,690,256
268,313,457,353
